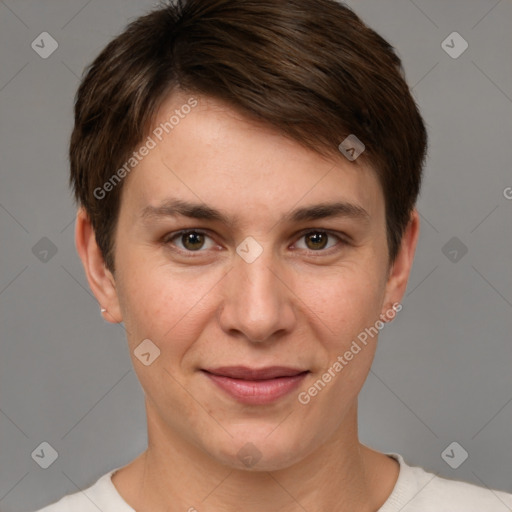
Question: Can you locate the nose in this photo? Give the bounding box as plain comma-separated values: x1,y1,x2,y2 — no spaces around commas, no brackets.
216,248,296,344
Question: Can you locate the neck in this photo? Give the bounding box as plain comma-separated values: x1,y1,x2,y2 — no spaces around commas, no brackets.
113,401,399,512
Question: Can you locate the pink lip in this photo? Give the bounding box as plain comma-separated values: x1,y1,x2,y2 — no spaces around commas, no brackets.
202,366,309,405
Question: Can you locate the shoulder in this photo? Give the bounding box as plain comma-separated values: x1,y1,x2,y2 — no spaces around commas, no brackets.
31,467,134,512
381,452,512,512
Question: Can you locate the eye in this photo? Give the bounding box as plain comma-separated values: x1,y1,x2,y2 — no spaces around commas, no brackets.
163,229,347,256
164,230,217,252
294,230,345,252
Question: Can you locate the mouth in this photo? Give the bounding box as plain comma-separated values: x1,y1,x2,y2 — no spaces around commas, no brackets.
201,366,310,405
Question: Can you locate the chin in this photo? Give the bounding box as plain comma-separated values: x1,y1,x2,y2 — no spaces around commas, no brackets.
210,431,311,472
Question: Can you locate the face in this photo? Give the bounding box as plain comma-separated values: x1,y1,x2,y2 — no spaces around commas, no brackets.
88,91,414,471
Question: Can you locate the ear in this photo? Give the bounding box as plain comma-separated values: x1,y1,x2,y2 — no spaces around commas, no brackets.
380,208,420,318
75,207,123,324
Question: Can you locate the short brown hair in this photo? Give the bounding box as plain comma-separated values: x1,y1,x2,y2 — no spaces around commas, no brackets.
70,0,427,273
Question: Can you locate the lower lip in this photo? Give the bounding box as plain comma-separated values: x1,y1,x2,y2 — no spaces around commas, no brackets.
204,371,308,405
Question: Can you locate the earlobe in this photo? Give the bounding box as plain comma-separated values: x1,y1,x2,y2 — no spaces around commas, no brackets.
74,208,123,324
381,209,420,320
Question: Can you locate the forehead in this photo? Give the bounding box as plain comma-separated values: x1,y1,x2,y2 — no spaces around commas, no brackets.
119,91,384,227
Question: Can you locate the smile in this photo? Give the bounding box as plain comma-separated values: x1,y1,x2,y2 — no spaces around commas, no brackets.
202,366,310,405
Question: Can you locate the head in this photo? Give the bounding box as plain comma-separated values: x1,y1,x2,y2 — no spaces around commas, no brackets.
73,0,426,471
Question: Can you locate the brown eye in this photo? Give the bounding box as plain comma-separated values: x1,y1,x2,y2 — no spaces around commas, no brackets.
164,230,216,253
181,231,205,251
294,230,344,253
304,232,329,250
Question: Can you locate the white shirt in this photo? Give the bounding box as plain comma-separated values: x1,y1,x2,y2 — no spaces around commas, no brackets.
34,452,512,511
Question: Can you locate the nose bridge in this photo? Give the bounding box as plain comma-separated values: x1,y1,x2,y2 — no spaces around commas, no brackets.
218,241,294,342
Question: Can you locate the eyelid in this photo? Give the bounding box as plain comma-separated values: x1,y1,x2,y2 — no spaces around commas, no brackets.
162,229,218,252
292,228,349,254
294,227,350,245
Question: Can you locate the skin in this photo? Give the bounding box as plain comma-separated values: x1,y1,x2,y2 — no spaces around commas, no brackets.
76,91,420,512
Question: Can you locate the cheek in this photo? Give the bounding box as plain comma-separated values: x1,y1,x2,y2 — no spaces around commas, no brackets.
116,258,221,354
302,263,386,343
298,264,386,401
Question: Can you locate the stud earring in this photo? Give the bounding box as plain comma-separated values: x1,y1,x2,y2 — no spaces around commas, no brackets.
100,307,107,313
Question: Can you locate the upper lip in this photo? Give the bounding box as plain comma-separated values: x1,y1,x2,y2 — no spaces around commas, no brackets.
203,366,309,380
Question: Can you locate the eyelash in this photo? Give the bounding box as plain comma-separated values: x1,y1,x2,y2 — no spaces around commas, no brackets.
162,229,349,257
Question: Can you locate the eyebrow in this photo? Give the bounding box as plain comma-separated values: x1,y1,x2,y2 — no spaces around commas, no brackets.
140,198,370,226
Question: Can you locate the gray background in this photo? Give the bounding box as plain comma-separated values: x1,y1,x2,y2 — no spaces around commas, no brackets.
0,0,511,510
